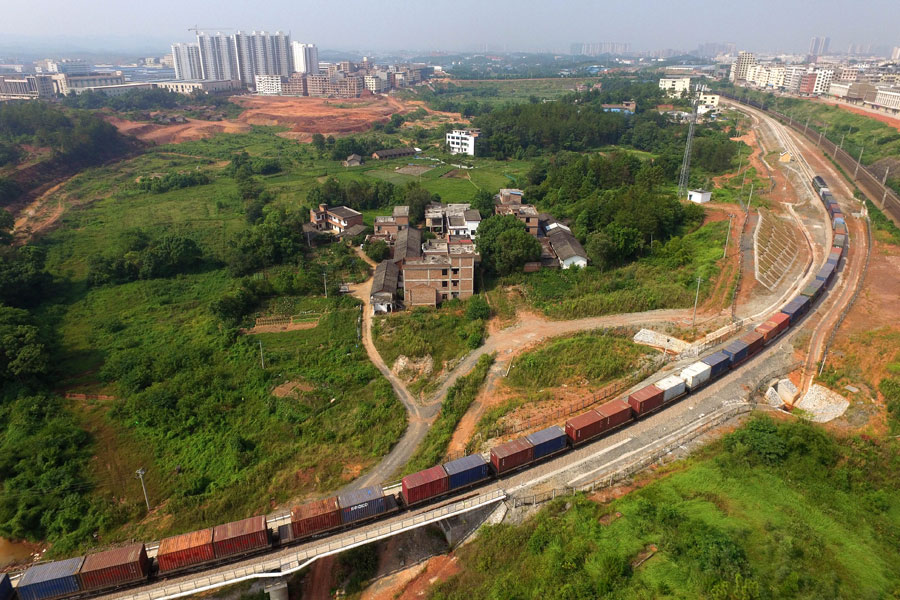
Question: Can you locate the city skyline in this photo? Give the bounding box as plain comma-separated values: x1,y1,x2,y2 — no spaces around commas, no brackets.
1,0,899,56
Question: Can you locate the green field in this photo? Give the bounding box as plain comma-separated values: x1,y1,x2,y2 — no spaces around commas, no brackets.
433,416,900,599
507,330,651,389
515,219,729,319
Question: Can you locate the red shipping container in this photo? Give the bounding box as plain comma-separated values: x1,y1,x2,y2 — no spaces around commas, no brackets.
491,437,534,474
78,544,148,591
597,398,632,428
769,312,790,335
740,331,764,357
755,321,777,344
565,409,605,446
291,497,342,539
156,529,214,573
213,515,269,559
627,385,664,416
402,465,449,506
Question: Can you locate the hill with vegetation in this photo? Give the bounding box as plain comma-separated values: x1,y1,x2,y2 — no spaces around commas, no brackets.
430,416,900,600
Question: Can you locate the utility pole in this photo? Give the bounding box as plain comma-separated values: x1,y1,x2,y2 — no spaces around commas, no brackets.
323,272,328,298
883,167,891,207
723,214,733,259
818,124,827,146
804,116,809,135
854,146,864,178
259,339,265,369
839,133,845,151
135,468,150,513
746,184,754,213
691,275,703,328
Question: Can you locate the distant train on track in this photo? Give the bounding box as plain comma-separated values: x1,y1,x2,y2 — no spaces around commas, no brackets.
0,174,849,600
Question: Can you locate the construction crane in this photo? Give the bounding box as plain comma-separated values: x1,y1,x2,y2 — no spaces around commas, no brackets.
677,89,699,199
188,25,234,34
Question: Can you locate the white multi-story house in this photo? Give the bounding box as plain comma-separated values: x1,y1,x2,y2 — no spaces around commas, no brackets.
812,68,834,95
658,77,692,96
729,51,756,82
446,129,479,156
255,75,283,95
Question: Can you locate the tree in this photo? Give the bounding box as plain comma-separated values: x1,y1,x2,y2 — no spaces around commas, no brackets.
363,240,389,262
465,295,491,321
0,305,49,382
493,229,541,275
470,189,495,218
311,133,326,154
0,208,13,244
402,183,435,225
475,214,539,275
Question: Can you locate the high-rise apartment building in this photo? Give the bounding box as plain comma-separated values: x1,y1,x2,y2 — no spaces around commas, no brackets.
291,42,319,74
809,36,830,58
730,51,756,82
892,47,900,61
197,33,238,81
234,31,292,86
171,43,202,80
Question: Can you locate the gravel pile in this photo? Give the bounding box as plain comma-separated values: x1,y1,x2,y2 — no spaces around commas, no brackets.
795,384,850,423
633,329,689,352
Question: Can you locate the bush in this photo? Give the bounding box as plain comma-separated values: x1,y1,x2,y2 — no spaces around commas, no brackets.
363,239,390,262
465,295,491,321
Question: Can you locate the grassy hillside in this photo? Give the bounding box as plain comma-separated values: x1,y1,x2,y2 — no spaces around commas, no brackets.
431,416,900,599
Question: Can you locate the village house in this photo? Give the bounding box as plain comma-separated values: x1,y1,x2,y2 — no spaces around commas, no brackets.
370,260,400,313
309,204,364,234
342,153,362,167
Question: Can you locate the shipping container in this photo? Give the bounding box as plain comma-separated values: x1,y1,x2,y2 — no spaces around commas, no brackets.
0,574,11,600
819,187,831,199
79,543,148,592
834,225,847,237
491,437,534,474
443,454,491,491
833,217,846,227
755,321,778,344
291,497,341,539
597,398,633,429
800,280,824,300
741,331,764,357
830,247,843,260
656,375,686,402
402,465,449,506
526,426,567,460
815,263,835,283
768,312,790,335
679,361,712,390
565,409,606,446
213,515,269,559
17,558,85,600
722,339,750,365
337,486,389,525
156,529,215,573
780,295,811,325
277,523,295,546
701,351,732,378
627,384,664,416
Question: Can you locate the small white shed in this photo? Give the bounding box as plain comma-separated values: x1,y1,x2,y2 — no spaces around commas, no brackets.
688,189,712,204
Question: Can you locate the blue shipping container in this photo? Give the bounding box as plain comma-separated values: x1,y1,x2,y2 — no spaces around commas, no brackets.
833,217,846,227
722,340,750,365
781,296,811,324
526,426,567,460
816,263,835,282
701,351,731,378
17,557,85,600
0,574,12,600
337,486,388,525
443,454,490,491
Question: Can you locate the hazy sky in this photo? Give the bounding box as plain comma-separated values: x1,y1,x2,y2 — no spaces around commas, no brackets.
2,0,898,55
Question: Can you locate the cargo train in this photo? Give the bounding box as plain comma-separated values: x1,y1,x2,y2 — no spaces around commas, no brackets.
6,173,849,600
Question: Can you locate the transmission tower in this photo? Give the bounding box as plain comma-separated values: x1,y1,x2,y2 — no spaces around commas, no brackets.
677,92,699,199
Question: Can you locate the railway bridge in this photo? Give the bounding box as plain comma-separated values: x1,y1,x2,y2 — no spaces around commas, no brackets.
99,491,505,600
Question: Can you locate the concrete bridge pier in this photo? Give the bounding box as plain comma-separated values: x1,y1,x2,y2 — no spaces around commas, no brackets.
437,518,454,547
264,578,289,600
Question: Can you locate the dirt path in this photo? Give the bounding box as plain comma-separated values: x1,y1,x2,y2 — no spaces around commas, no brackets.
342,249,432,491
13,177,74,243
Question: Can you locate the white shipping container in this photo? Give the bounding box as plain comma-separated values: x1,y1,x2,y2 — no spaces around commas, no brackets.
679,362,711,390
656,374,686,402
